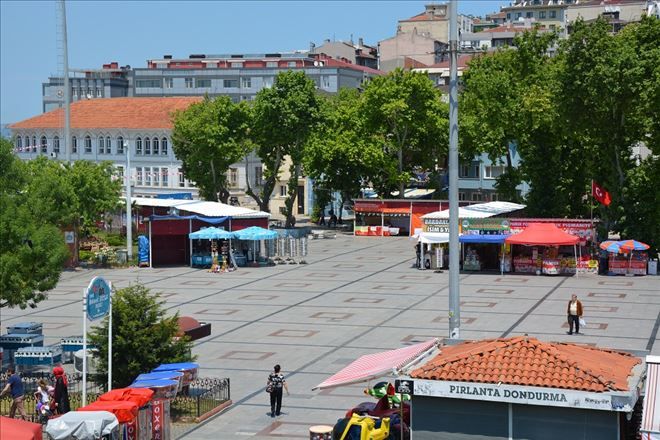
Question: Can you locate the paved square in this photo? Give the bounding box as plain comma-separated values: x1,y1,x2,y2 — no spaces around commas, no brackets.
2,235,658,438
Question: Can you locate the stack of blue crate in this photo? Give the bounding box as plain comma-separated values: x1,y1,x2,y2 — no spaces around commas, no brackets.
0,322,44,366
15,345,63,367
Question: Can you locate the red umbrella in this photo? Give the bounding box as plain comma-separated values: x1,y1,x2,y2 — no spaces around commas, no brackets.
618,240,650,252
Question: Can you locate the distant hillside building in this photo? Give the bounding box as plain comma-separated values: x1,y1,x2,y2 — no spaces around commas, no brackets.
311,38,378,70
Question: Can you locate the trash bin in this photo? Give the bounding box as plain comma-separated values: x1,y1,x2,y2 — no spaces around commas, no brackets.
649,260,658,276
117,249,128,264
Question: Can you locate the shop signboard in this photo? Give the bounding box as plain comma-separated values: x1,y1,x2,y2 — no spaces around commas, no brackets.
424,218,450,233
461,218,511,235
412,379,633,412
86,277,111,321
509,219,594,240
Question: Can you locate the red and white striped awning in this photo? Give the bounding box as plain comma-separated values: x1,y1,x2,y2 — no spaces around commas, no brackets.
312,339,438,391
642,356,660,438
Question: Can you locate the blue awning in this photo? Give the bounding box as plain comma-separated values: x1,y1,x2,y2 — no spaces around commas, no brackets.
459,234,508,244
149,214,228,224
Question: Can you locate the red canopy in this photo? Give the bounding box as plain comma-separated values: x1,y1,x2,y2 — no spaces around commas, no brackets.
78,400,139,424
0,416,42,440
505,222,580,246
98,387,154,407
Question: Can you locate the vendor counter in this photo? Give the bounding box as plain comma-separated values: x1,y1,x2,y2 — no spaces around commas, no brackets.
354,226,400,236
513,256,597,275
608,254,647,275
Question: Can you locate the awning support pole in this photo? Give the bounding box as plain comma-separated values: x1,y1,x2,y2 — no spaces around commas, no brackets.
148,221,153,268
189,219,192,268
574,244,578,278
501,244,504,276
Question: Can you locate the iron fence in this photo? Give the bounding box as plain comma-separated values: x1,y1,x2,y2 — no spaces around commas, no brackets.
170,377,230,422
0,372,103,422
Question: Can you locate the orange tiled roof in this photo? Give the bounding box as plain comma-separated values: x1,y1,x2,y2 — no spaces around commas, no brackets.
10,97,203,130
401,12,446,22
410,337,640,392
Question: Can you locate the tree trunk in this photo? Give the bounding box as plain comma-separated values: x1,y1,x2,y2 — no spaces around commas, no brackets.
398,145,405,199
284,162,299,228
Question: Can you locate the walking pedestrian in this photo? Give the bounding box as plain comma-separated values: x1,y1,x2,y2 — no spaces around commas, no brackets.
566,294,583,335
0,366,27,420
53,366,70,414
267,364,289,417
415,242,422,269
319,209,326,226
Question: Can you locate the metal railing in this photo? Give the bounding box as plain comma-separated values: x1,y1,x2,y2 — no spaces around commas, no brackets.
171,377,230,422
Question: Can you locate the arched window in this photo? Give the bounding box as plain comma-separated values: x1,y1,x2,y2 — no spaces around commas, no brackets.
25,136,30,149
53,136,60,153
99,136,105,154
153,138,159,155
16,136,22,150
136,137,142,155
72,136,78,153
145,137,151,155
32,136,37,152
161,138,168,155
106,136,111,154
84,135,92,153
40,136,48,153
117,136,124,155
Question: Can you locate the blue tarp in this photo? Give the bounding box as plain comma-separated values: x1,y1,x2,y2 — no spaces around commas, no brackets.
136,372,184,382
155,193,193,200
189,227,235,240
130,379,179,388
153,362,199,372
149,214,228,224
137,235,149,264
459,234,508,244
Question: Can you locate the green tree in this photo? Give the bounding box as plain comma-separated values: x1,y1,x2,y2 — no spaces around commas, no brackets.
0,139,69,308
360,69,448,198
89,284,193,389
304,89,387,222
251,71,323,226
172,96,251,203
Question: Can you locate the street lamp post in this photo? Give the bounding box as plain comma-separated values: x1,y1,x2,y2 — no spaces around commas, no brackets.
124,141,133,261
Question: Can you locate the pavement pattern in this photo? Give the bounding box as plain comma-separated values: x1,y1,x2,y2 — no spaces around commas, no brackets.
2,235,659,438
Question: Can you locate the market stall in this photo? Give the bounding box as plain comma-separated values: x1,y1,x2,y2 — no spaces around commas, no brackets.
459,234,508,274
188,226,235,270
505,223,581,275
600,240,650,276
233,226,278,266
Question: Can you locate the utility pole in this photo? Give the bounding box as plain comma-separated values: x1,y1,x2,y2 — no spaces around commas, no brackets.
125,142,133,261
448,0,461,340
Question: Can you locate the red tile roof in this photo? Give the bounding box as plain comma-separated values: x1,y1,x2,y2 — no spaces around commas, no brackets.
401,12,446,22
411,337,640,392
321,57,384,75
10,97,203,130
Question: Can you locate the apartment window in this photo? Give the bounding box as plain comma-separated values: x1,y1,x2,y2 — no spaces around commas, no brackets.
116,165,124,181
539,11,546,19
117,136,124,155
153,138,159,155
491,193,500,201
164,77,173,89
526,11,533,18
96,88,102,97
84,136,92,153
145,137,151,155
506,13,511,20
196,78,211,88
471,192,483,201
153,167,160,186
145,167,152,186
161,138,168,155
266,61,278,68
287,61,296,67
136,137,142,155
40,136,48,153
459,162,479,178
550,24,557,30
53,136,60,153
254,166,263,185
72,136,77,153
106,136,111,154
458,192,466,201
24,136,30,151
32,136,37,152
162,167,168,187
549,10,557,18
320,75,331,89
515,12,522,19
98,137,105,154
16,136,22,150
223,79,238,88
279,185,287,197
178,168,185,187
241,77,251,88
484,165,505,179
229,168,238,187
136,79,161,88
185,77,194,88
263,77,274,88
72,88,78,98
230,62,242,68
136,167,143,185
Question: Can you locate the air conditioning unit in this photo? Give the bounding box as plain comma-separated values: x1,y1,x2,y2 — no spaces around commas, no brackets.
50,152,58,158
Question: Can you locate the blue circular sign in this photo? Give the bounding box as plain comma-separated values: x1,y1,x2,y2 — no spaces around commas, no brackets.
86,276,111,321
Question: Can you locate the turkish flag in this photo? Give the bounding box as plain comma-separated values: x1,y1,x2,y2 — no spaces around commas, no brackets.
592,181,611,206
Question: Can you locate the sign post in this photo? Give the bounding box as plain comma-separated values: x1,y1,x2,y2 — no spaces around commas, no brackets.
395,380,414,440
82,276,112,405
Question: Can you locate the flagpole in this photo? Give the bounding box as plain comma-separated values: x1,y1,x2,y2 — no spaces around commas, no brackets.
590,179,594,229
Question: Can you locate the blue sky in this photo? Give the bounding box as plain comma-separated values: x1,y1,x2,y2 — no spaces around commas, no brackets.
0,1,504,125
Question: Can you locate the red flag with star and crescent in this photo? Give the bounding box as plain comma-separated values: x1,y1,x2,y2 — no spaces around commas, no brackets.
592,181,611,206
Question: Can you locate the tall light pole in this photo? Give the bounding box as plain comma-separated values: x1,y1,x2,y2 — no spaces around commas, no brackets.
448,0,461,340
124,141,133,261
59,0,71,162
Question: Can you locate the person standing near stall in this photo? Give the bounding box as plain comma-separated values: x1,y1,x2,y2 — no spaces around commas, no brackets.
267,364,289,417
566,294,584,335
53,366,70,414
0,366,27,420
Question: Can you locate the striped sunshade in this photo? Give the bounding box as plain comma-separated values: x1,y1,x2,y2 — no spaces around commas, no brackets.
312,339,438,391
641,356,660,437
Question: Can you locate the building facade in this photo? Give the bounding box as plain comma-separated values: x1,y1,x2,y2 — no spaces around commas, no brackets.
501,0,568,32
311,38,378,70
